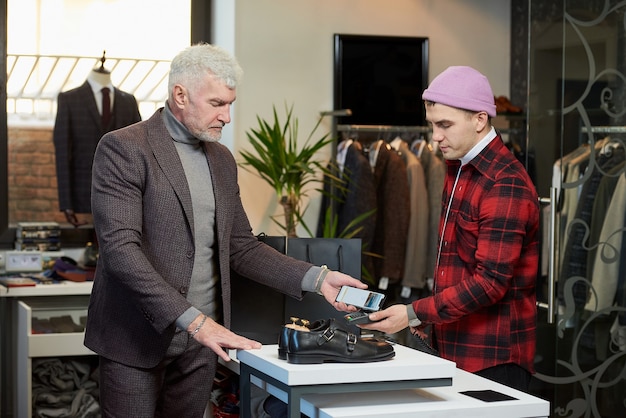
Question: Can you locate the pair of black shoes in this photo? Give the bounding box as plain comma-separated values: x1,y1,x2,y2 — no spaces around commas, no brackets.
278,317,395,364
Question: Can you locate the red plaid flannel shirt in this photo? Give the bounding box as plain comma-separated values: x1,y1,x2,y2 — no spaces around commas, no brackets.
413,135,539,373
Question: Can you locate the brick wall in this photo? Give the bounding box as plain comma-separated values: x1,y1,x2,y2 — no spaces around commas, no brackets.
7,126,92,225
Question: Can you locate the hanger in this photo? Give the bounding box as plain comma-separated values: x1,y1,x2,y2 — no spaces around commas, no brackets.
600,137,624,157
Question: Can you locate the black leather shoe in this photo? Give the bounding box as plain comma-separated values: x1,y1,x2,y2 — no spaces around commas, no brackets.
287,318,395,364
278,318,326,360
278,326,291,360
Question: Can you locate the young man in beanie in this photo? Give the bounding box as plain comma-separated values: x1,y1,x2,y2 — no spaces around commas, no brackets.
363,66,540,392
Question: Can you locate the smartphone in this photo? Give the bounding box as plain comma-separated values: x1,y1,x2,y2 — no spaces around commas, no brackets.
335,286,385,311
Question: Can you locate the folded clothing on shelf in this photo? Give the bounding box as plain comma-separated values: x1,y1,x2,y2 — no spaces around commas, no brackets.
32,315,85,334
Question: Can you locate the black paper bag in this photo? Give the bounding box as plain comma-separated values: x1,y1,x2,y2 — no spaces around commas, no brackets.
230,235,362,343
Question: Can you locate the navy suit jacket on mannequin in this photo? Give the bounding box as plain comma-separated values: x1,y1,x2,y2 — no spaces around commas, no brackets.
53,81,141,213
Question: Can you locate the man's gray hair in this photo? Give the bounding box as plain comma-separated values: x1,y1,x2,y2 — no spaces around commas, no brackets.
168,43,243,93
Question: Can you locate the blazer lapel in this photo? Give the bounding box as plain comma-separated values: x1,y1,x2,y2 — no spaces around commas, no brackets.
146,112,195,233
203,142,225,246
203,142,228,248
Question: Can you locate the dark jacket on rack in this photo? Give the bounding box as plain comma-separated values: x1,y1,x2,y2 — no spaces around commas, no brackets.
370,140,410,283
317,141,377,277
412,142,446,279
391,139,429,289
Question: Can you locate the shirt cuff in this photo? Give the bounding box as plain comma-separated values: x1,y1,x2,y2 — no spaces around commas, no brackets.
301,265,328,294
176,306,203,330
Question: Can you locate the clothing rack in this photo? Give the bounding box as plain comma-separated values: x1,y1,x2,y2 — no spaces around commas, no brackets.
327,123,431,160
336,124,431,151
337,124,523,136
337,124,431,134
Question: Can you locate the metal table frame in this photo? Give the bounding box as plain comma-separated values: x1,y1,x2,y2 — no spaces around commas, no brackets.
239,361,452,418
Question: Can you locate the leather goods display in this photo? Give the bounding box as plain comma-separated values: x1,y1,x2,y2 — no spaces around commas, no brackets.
283,318,395,364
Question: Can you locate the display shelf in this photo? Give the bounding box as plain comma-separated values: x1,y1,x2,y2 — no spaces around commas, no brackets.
237,344,456,418
14,294,94,418
0,279,93,297
18,296,93,357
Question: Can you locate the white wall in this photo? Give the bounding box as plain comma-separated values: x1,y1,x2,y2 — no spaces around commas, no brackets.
213,0,511,235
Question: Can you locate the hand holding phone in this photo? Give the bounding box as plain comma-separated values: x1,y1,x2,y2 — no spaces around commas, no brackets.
335,286,386,311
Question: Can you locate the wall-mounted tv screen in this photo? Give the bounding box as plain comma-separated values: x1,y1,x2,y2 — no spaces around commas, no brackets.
334,34,429,126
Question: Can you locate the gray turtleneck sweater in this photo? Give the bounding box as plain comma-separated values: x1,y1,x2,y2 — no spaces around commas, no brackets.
162,104,219,330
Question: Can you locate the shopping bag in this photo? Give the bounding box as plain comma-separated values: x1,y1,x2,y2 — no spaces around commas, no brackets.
260,235,362,331
230,235,362,343
258,235,361,279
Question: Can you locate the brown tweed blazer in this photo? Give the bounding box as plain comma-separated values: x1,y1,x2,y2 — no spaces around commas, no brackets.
84,109,311,368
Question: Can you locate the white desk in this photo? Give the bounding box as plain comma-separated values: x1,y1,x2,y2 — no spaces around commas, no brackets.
0,280,93,297
237,343,457,418
235,344,550,418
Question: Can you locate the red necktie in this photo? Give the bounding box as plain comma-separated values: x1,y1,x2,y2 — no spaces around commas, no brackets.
101,87,111,127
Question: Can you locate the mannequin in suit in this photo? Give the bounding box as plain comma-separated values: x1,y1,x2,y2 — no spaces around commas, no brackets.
53,59,142,226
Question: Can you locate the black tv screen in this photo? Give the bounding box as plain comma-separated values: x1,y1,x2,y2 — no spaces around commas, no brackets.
334,34,429,126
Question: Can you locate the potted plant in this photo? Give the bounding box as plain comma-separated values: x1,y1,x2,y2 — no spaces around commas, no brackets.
239,104,336,237
239,104,378,290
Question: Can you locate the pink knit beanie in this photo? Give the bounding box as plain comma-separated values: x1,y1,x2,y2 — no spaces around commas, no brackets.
422,66,496,117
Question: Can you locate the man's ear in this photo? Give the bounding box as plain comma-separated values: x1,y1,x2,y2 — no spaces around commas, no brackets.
474,111,489,132
172,84,187,107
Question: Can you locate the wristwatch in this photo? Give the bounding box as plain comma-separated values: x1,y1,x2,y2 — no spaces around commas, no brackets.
409,317,422,328
406,304,422,327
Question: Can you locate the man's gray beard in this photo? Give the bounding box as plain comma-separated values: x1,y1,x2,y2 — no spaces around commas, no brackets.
195,131,221,143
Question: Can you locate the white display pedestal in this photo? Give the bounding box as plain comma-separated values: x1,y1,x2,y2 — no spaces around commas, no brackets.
237,343,456,418
235,344,550,418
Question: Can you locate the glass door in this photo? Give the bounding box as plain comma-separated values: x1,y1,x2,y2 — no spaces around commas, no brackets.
528,1,626,417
